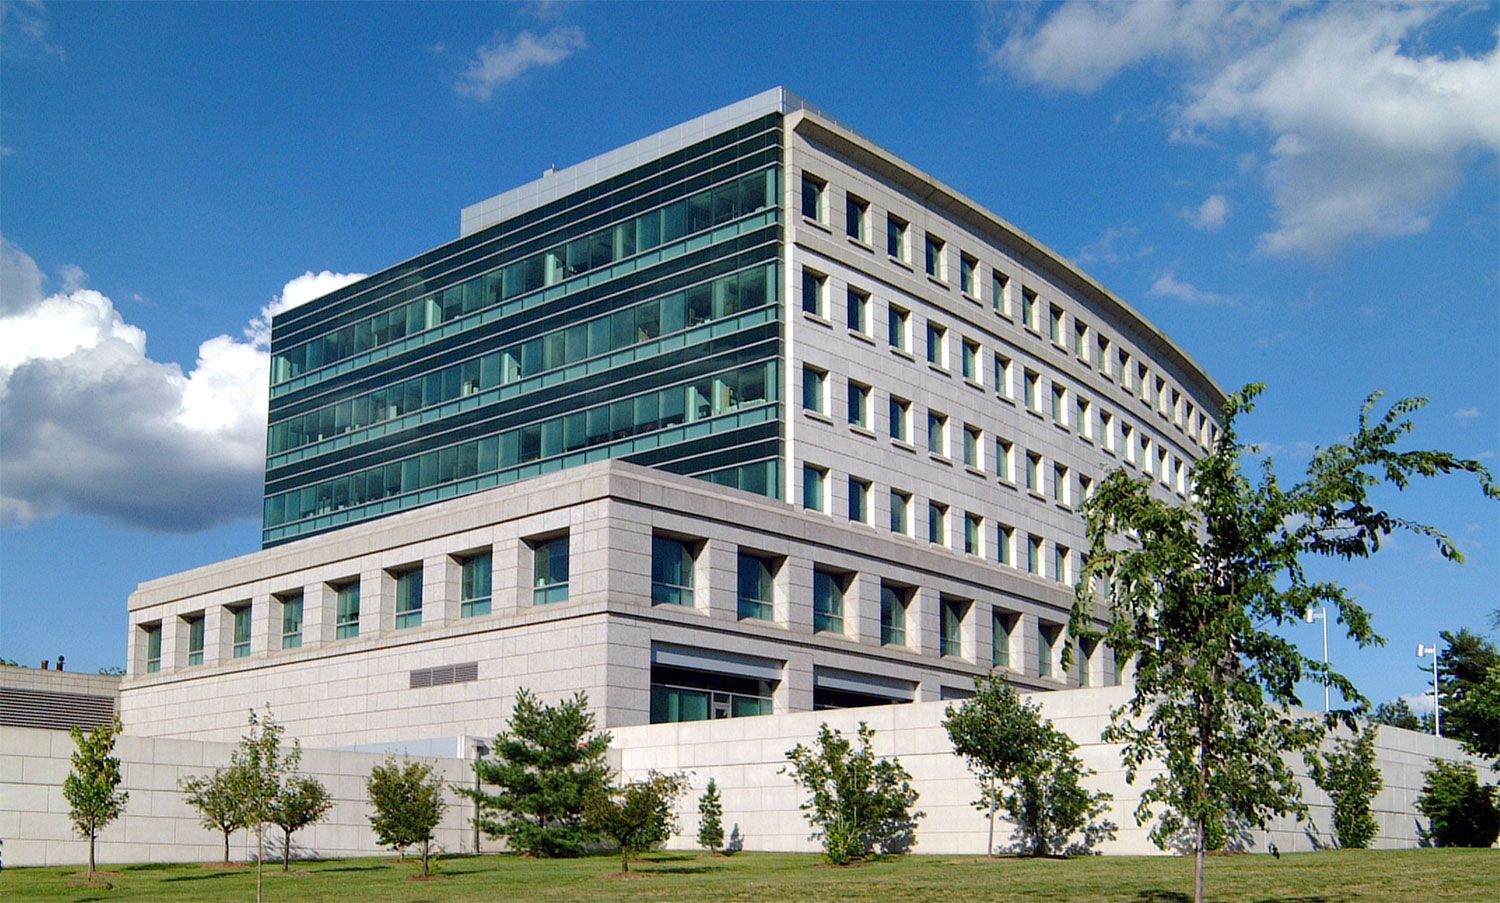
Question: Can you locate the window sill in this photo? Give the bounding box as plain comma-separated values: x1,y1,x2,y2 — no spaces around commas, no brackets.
964,465,987,479
961,291,982,306
801,216,832,235
890,347,916,363
802,310,833,328
891,439,917,454
803,410,834,425
929,453,953,466
1025,408,1046,421
889,256,914,272
963,377,984,392
848,329,876,346
927,363,951,377
997,478,1018,492
847,236,875,253
849,424,877,440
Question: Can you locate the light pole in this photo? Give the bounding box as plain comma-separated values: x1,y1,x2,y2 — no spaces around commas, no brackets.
1416,643,1441,737
1303,606,1329,712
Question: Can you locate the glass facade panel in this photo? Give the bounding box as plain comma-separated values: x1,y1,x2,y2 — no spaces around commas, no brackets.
533,536,569,604
652,537,695,606
848,477,869,523
144,624,162,673
232,606,252,658
803,465,825,512
941,598,965,658
650,665,773,724
890,489,909,534
186,616,205,665
992,612,1013,667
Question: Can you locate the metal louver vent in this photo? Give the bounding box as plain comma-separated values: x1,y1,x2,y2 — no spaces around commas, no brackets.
409,661,479,689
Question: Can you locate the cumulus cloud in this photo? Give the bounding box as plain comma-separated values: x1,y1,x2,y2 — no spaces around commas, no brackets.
1183,193,1229,230
1455,407,1481,420
984,1,1500,257
455,27,586,101
1075,222,1154,264
0,235,363,531
1150,270,1233,305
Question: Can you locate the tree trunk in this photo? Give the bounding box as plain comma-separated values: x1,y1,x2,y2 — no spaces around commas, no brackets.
222,828,231,864
88,829,96,882
986,793,996,858
621,843,629,873
1194,818,1206,903
283,827,291,871
421,839,430,877
255,825,264,903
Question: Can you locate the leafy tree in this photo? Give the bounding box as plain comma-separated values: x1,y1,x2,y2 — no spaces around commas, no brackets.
366,757,447,876
1415,760,1500,847
696,778,725,852
1073,386,1496,903
1370,697,1431,733
1308,729,1382,849
229,708,296,903
96,665,126,676
63,718,128,882
271,775,333,870
180,768,245,863
585,770,688,872
783,721,923,865
1436,629,1500,763
462,688,612,857
944,674,1113,857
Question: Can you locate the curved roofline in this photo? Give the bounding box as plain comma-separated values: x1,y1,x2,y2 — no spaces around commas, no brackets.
786,108,1227,413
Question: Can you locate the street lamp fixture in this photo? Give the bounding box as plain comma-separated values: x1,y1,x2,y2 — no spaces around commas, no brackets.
1416,643,1441,738
1303,606,1329,713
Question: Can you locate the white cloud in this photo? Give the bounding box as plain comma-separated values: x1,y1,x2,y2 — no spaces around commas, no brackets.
455,27,586,102
984,2,1500,257
1397,691,1437,717
1150,270,1232,305
1183,193,1229,230
1075,222,1154,264
0,235,364,532
1455,407,1480,420
2,0,64,59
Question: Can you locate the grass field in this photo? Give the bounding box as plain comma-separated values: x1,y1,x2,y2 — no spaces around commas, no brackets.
4,848,1496,903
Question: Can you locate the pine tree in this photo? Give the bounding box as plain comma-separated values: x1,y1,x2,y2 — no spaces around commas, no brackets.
696,778,725,852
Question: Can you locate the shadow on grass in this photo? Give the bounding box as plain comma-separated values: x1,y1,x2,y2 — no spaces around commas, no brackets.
644,864,720,875
162,872,231,883
123,862,178,872
1134,891,1191,903
317,864,389,873
1251,898,1330,903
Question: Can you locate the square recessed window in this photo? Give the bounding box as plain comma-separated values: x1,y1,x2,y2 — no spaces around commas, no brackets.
889,396,911,443
960,253,978,295
992,610,1016,668
652,535,696,606
963,512,982,555
231,603,252,658
848,476,870,524
887,213,909,262
803,464,827,512
926,322,946,368
888,305,910,352
394,567,423,629
994,354,1012,398
1027,535,1043,575
927,411,948,456
813,568,847,634
961,339,979,382
278,591,303,649
1039,623,1060,677
802,365,827,415
847,381,870,428
1026,451,1042,492
334,581,360,638
963,424,981,468
1049,305,1065,346
802,174,825,223
1077,397,1092,439
995,438,1013,481
802,269,827,317
928,501,948,545
1053,463,1070,505
941,597,969,657
925,234,946,280
1022,288,1039,331
846,287,869,334
1052,384,1068,426
846,194,869,242
1054,544,1071,585
461,551,492,618
1024,369,1040,412
880,582,909,646
1097,335,1112,375
997,524,1015,567
1074,321,1089,359
886,487,911,535
737,552,775,621
532,535,569,605
992,270,1011,317
142,622,162,673
184,614,205,666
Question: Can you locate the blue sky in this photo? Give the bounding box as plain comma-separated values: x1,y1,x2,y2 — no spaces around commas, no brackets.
2,1,1496,714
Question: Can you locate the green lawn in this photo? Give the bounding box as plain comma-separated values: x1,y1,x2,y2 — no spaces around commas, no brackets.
3,848,1496,903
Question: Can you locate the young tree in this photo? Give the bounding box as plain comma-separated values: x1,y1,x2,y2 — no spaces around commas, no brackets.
1435,630,1500,764
584,770,688,872
271,775,333,870
1370,697,1431,733
783,721,923,865
1073,386,1495,903
366,757,447,877
696,778,725,853
462,688,611,857
229,708,295,903
1308,729,1382,849
180,768,245,864
63,718,128,882
944,674,1113,857
1415,760,1500,847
